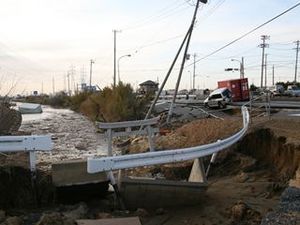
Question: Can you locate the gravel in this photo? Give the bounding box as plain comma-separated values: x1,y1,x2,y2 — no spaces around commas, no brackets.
261,187,300,225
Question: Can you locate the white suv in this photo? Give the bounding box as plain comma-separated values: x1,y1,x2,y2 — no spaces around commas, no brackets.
204,88,232,109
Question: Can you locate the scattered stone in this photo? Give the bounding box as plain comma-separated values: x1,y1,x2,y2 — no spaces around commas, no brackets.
261,212,300,225
231,201,247,221
63,203,88,220
0,210,6,223
36,212,76,225
134,208,149,217
279,187,300,213
75,142,88,150
2,216,23,225
234,172,250,183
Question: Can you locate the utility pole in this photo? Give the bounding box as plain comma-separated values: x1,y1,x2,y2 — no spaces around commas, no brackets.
67,72,71,96
89,59,95,89
272,65,275,86
144,0,208,121
259,35,270,88
167,0,203,123
52,76,55,94
193,53,196,90
294,40,300,83
113,29,121,87
241,57,245,78
264,54,268,88
70,65,76,95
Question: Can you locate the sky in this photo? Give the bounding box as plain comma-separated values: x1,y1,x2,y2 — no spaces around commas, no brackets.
0,0,300,95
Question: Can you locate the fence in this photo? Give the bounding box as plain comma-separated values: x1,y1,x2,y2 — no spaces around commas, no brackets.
88,106,249,173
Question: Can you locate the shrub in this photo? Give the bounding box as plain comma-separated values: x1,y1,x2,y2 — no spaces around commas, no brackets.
80,82,151,122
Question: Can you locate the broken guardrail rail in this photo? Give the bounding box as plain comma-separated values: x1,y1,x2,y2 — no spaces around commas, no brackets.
87,106,249,173
0,135,53,172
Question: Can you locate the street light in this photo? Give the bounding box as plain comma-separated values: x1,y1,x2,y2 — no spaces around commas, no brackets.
231,57,245,78
117,54,131,83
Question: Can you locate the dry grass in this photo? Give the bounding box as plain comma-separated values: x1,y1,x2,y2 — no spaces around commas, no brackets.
156,118,243,150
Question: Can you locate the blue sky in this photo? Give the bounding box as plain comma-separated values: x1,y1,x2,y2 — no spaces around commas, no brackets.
0,0,299,95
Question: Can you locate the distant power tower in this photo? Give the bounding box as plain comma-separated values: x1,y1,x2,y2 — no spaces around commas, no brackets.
294,40,300,82
69,65,76,95
259,35,270,88
80,65,86,85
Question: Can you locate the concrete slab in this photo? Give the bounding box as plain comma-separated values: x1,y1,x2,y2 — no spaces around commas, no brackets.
188,158,207,183
121,177,207,209
52,159,108,187
77,217,141,225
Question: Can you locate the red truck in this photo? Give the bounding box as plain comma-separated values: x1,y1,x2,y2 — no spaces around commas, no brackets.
218,78,250,102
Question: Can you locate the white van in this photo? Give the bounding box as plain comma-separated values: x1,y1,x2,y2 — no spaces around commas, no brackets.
204,88,232,109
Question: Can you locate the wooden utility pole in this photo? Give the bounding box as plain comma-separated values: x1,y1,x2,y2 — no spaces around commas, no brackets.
193,53,197,90
294,40,300,82
264,54,268,88
259,35,270,88
144,0,208,121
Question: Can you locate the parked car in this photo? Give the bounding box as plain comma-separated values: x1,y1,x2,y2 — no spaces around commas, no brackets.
285,85,300,97
204,88,232,109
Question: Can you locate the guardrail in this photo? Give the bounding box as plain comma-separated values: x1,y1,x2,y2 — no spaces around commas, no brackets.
88,106,249,173
0,135,53,172
98,117,160,155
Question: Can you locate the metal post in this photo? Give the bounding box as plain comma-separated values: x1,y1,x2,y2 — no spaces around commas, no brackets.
89,59,95,89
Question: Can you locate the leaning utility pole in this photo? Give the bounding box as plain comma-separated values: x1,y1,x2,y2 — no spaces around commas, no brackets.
259,35,270,88
167,0,207,123
193,53,197,90
89,59,95,89
145,0,207,121
294,40,300,83
113,29,121,87
264,54,268,88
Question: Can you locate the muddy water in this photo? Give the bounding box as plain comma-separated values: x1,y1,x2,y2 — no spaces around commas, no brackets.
19,105,108,170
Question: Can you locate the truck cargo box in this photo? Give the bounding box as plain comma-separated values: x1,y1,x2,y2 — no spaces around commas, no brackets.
218,78,249,102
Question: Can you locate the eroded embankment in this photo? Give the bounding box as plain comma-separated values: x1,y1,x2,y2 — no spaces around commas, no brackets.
237,127,300,180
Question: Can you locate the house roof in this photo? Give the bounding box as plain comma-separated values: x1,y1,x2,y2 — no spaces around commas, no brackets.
139,80,158,86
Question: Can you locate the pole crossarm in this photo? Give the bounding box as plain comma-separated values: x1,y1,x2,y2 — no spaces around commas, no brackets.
88,106,249,173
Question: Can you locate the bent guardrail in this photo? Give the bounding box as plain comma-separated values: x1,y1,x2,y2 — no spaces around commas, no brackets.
0,135,53,172
88,106,249,173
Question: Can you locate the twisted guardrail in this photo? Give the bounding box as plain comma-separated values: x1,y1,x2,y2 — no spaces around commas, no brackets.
88,106,249,173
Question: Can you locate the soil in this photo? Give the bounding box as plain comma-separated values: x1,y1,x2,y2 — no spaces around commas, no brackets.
0,108,300,225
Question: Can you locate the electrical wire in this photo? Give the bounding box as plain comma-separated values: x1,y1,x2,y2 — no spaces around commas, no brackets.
186,1,300,67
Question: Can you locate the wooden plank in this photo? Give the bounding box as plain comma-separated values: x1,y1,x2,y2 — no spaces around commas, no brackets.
77,217,141,225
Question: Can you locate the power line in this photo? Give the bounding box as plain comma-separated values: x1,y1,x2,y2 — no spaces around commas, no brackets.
187,1,300,66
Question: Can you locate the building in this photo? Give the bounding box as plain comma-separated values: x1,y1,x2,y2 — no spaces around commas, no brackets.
139,80,159,94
